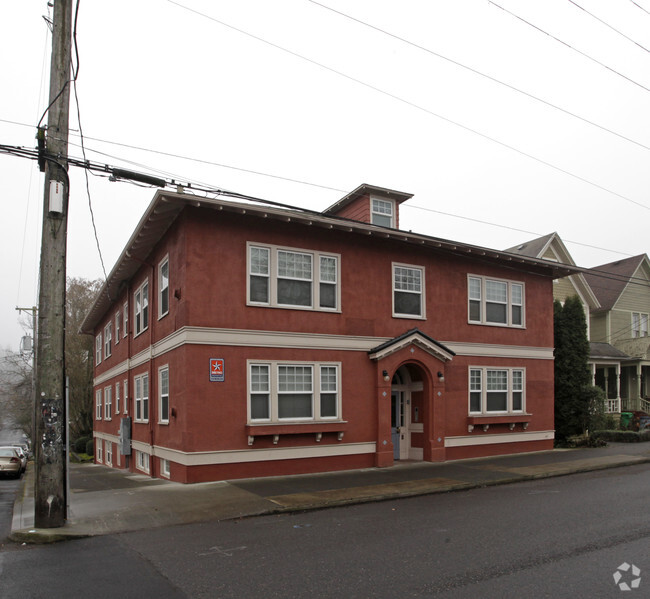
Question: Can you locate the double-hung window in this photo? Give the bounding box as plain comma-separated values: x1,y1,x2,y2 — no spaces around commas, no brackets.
371,198,394,227
249,361,340,423
632,312,649,338
104,323,112,358
95,333,102,364
159,257,169,318
248,243,339,311
95,389,102,420
468,275,524,327
134,373,149,423
115,382,121,414
134,281,149,336
136,450,150,473
104,440,112,466
123,380,128,414
123,302,128,337
393,264,425,318
104,385,112,420
469,367,525,414
159,366,169,423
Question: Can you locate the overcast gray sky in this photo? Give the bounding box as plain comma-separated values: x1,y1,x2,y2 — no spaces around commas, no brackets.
2,0,649,351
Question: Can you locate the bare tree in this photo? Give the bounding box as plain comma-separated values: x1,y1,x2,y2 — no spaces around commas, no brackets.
0,347,33,437
66,277,102,441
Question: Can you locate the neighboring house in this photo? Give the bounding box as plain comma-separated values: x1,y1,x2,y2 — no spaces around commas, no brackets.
506,232,600,336
509,234,650,415
81,184,579,483
584,255,650,413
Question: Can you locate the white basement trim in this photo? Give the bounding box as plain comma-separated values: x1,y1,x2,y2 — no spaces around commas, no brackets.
445,430,554,447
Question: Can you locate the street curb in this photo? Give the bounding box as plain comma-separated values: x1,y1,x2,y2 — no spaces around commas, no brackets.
9,454,650,544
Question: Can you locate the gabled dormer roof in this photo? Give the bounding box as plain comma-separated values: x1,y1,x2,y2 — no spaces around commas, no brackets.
583,254,650,312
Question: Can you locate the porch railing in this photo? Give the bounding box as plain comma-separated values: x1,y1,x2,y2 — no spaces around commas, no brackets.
606,398,621,413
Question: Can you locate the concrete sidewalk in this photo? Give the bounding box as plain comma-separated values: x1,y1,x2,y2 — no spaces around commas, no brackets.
10,442,650,544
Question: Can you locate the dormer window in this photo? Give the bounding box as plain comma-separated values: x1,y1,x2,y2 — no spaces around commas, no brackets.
371,198,394,228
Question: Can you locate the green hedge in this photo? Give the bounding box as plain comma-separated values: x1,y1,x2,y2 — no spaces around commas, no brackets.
74,436,91,453
86,439,95,456
590,429,650,443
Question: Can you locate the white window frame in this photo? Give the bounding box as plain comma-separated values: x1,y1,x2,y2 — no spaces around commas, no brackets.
371,197,395,228
95,333,102,364
96,439,103,463
158,256,169,319
104,385,112,420
159,365,169,424
123,301,128,338
247,242,340,312
95,389,102,420
115,382,121,414
468,367,525,415
104,322,112,358
134,280,149,337
115,311,120,344
160,458,170,478
247,360,341,424
468,275,525,328
392,263,425,319
135,450,150,474
123,379,129,414
104,440,112,466
632,312,649,338
134,372,149,423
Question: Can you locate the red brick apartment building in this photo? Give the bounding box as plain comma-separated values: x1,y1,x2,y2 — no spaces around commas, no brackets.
81,184,578,483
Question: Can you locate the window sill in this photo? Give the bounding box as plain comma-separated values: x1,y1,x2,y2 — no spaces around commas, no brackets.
245,422,348,445
466,414,532,433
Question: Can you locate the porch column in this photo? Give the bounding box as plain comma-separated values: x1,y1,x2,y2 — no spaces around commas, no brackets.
615,364,622,413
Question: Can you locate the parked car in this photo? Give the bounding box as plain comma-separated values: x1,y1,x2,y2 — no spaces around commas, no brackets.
12,446,28,473
0,447,23,479
0,446,27,474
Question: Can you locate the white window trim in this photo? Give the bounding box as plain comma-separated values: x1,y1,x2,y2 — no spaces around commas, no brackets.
392,262,426,319
95,333,102,364
134,280,149,337
247,242,341,312
104,385,112,420
95,389,102,420
158,255,170,320
135,450,150,474
134,372,149,423
160,458,170,478
371,196,395,228
96,439,103,463
104,322,112,358
104,440,112,466
123,379,129,414
115,311,120,344
158,365,170,424
468,367,526,415
123,301,129,338
247,360,342,424
115,382,121,414
468,274,525,328
632,312,649,338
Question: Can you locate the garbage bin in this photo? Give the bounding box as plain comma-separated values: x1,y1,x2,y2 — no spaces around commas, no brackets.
620,412,633,429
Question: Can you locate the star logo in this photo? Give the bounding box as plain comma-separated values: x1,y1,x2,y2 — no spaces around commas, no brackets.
613,562,641,591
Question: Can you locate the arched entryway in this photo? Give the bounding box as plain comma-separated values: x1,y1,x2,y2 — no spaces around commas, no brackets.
391,364,426,461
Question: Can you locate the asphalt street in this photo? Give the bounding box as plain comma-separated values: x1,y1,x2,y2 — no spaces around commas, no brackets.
2,463,648,598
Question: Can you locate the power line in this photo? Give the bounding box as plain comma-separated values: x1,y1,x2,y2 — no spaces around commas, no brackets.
629,1,650,16
489,1,650,94
306,0,650,153
165,0,650,213
404,204,636,259
568,0,650,54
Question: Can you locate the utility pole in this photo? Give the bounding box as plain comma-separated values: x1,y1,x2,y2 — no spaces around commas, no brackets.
34,0,73,528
